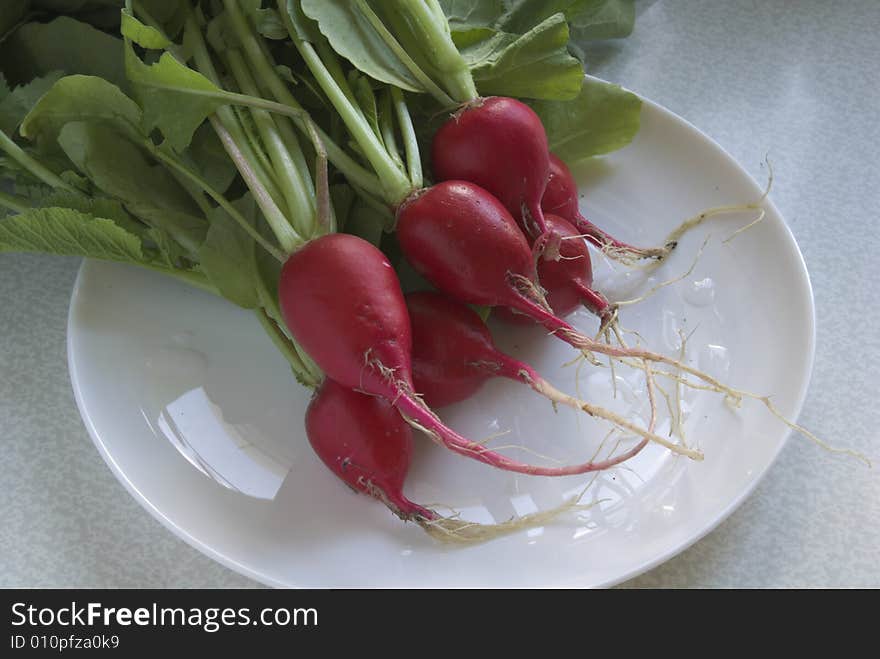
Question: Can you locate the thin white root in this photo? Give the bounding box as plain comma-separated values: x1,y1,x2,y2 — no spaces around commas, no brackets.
722,209,765,243
656,159,774,265
673,330,689,444
615,235,711,308
529,377,703,460
617,364,871,467
417,495,602,544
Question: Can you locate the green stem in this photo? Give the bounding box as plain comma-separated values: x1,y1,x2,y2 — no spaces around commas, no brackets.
229,104,281,194
147,142,286,263
351,0,456,107
0,131,77,193
391,87,422,189
159,152,214,218
263,6,386,197
256,309,321,389
254,270,323,387
273,117,316,223
379,90,403,169
226,49,316,237
315,39,361,110
183,12,287,209
390,0,477,102
252,35,316,196
0,189,30,214
291,40,412,205
211,116,301,254
223,0,374,195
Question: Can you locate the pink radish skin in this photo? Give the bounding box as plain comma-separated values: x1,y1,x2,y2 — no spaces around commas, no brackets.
396,182,650,356
431,97,550,240
280,233,651,475
408,290,561,407
306,378,434,521
306,379,627,543
407,291,647,464
543,153,671,261
495,213,611,325
396,182,536,307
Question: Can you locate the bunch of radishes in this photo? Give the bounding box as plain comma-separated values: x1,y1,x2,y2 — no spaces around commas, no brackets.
282,93,697,538
4,1,852,543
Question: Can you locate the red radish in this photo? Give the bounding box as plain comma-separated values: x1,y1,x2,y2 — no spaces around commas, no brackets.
280,233,681,470
409,290,592,408
407,291,648,474
395,181,630,336
543,153,671,262
306,378,613,542
431,97,550,240
495,213,612,325
306,378,433,521
396,181,536,307
395,182,718,461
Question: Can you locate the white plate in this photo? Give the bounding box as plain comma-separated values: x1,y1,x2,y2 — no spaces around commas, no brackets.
67,95,814,588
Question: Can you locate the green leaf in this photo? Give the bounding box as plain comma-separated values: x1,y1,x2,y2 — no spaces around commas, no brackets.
57,121,194,212
345,201,385,247
252,7,288,40
462,13,583,100
334,181,387,245
300,0,423,92
137,0,185,25
182,123,237,195
198,195,260,309
495,0,577,34
124,42,224,152
0,17,127,90
34,189,146,237
349,72,383,144
146,226,190,269
329,183,355,227
123,203,206,257
0,71,64,137
120,8,172,49
19,75,143,149
57,121,206,253
0,206,153,264
529,76,641,163
0,1,30,44
437,0,505,30
283,0,322,43
567,0,634,41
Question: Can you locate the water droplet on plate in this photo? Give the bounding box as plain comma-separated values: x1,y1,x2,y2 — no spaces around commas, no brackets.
684,277,715,307
698,344,730,380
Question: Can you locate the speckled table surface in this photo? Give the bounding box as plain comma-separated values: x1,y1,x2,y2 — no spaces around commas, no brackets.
2,0,878,588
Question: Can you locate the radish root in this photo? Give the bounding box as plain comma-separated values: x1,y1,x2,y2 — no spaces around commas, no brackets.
416,495,601,543
565,328,871,467
410,353,667,545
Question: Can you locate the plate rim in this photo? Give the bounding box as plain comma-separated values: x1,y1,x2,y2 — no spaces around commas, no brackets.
66,89,817,589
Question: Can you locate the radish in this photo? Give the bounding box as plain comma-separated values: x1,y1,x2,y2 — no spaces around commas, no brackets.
306,378,613,543
495,213,613,325
395,181,661,347
431,97,551,240
543,153,671,263
407,292,647,468
396,180,800,460
306,377,433,522
279,232,689,468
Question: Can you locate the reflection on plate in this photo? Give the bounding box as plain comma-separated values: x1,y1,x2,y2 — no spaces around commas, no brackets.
67,95,814,587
